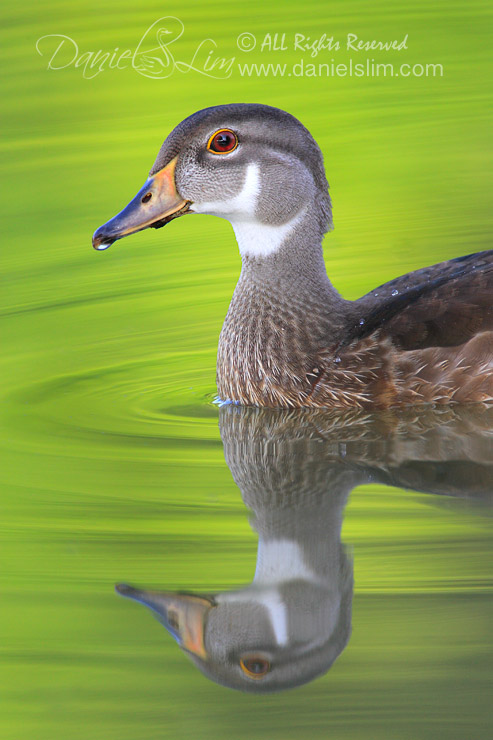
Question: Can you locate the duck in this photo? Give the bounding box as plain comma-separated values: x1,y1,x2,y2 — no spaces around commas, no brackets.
92,104,493,409
115,403,493,693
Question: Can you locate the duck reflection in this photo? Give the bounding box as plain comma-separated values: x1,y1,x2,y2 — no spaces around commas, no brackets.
116,404,493,692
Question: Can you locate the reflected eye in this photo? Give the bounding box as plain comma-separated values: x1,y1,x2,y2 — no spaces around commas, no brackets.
167,609,180,632
240,655,271,679
207,129,239,154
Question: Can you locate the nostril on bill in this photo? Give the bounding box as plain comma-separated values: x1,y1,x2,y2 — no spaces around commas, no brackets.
142,192,152,203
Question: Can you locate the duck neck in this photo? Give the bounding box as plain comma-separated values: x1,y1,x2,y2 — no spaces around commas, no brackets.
236,207,338,290
217,214,348,403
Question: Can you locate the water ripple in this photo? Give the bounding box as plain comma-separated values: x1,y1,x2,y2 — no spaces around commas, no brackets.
3,358,220,457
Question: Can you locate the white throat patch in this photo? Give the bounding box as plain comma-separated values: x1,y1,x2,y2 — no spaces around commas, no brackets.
190,162,302,258
254,538,319,585
216,538,321,646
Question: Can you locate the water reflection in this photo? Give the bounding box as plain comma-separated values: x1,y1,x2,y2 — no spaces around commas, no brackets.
117,404,493,692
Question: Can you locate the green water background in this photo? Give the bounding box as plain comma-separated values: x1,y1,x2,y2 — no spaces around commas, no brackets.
1,1,492,738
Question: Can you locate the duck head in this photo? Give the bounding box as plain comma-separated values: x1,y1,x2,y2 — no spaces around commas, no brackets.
115,574,352,693
92,103,332,258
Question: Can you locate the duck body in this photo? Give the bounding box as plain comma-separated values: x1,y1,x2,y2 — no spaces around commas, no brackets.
92,104,493,409
218,248,493,408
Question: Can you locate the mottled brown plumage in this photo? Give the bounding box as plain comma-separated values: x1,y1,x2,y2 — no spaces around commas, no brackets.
217,247,493,408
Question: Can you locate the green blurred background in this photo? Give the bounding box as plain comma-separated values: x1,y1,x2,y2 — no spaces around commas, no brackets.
1,1,492,738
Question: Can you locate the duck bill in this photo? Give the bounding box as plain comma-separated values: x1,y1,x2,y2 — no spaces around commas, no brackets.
92,157,190,251
115,583,214,659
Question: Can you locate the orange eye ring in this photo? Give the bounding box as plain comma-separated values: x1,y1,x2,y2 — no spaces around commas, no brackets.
240,656,271,679
207,129,239,154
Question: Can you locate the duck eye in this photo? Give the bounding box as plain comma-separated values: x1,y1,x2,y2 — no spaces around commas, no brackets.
240,656,271,679
207,129,238,154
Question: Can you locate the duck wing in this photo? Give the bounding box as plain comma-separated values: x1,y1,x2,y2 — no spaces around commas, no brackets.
342,250,493,351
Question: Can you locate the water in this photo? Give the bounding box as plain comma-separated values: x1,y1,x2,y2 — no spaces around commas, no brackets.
2,1,493,737
2,367,492,737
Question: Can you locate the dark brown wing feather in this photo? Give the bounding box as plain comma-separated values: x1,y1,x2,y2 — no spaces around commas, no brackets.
342,250,493,351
